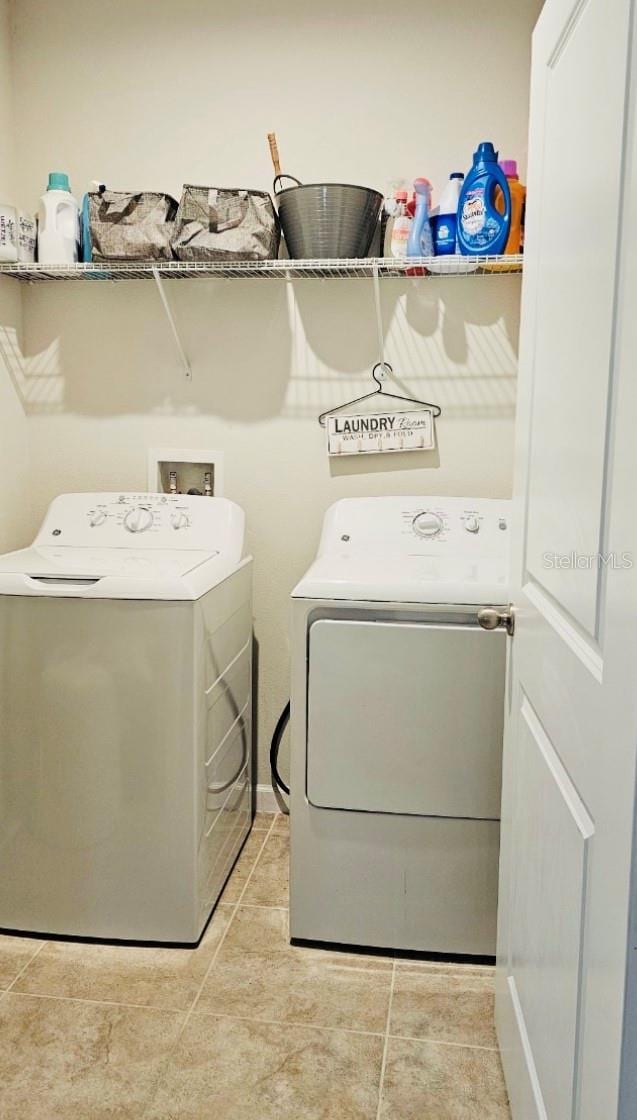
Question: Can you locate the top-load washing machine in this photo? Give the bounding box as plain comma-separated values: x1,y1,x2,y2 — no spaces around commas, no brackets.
0,492,252,944
289,495,511,958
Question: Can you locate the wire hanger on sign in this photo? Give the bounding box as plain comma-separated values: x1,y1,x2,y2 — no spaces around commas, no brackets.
318,363,442,427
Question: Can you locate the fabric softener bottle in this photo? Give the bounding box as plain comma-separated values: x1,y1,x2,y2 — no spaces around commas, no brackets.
457,142,511,256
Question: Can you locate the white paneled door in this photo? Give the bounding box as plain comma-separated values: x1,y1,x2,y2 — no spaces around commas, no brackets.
496,1,637,1118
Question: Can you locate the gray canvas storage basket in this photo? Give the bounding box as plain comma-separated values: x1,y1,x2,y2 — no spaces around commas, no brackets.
172,186,280,261
88,191,178,261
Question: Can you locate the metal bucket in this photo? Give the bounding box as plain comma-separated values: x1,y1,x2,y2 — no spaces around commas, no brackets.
275,179,383,260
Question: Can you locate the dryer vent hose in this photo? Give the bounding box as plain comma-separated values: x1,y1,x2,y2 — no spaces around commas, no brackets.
270,701,291,797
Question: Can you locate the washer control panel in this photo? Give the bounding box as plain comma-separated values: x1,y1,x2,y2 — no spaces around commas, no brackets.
83,494,192,538
319,496,511,559
34,492,243,557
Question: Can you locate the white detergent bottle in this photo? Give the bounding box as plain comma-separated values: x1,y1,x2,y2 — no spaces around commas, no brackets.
37,172,80,264
432,172,464,255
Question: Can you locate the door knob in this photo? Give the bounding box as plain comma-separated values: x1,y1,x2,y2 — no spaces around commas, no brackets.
477,606,515,635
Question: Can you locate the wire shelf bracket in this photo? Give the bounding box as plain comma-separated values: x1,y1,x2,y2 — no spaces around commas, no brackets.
152,267,192,380
371,259,385,369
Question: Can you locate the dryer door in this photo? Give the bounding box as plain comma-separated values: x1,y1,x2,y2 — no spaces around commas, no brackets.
306,617,505,819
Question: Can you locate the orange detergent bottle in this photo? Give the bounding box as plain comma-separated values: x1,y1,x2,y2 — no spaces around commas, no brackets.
497,159,526,253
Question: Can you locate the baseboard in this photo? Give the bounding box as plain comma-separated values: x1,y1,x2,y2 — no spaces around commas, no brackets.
255,783,287,814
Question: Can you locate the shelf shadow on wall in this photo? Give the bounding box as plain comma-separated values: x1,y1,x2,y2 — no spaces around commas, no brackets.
2,279,292,421
0,273,519,424
286,274,520,423
0,321,66,414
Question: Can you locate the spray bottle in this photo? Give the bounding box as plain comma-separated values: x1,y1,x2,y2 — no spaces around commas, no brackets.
406,179,434,258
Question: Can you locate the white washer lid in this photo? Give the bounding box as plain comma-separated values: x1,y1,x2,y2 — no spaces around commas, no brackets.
0,545,247,600
0,546,216,581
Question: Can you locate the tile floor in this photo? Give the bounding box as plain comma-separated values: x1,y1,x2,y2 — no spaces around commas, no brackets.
0,812,511,1119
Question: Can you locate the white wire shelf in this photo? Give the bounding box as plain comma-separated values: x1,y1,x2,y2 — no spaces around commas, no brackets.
0,255,523,282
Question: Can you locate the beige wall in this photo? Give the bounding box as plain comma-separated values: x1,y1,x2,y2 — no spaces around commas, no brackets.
0,0,29,552
8,0,541,782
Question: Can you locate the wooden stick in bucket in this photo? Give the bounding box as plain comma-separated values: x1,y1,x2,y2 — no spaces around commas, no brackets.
267,133,301,192
267,133,281,178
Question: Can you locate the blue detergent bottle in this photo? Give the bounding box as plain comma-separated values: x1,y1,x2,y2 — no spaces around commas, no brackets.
406,178,434,258
457,142,511,256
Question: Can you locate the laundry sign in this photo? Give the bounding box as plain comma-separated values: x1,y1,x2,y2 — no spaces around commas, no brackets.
326,409,436,457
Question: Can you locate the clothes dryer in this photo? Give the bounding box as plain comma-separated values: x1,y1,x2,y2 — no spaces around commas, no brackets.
290,496,511,957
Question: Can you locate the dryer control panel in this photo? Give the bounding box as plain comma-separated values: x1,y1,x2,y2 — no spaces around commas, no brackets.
34,493,244,559
317,496,511,560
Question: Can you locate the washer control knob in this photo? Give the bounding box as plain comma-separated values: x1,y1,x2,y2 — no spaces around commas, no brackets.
413,511,443,538
123,506,154,534
465,516,480,533
89,510,107,527
170,512,190,530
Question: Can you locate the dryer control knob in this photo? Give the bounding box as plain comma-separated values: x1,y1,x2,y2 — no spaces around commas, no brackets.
123,506,154,534
89,510,107,527
413,511,443,538
170,512,190,530
465,516,480,533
